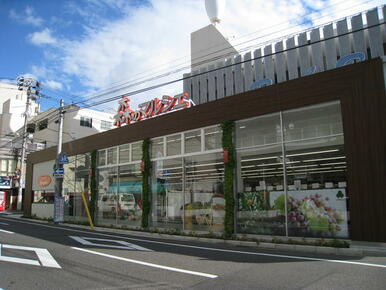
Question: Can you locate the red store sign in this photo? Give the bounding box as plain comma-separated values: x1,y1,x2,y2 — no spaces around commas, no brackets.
114,92,192,127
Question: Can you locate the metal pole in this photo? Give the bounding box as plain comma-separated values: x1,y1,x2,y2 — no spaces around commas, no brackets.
279,111,289,237
54,99,65,223
16,89,31,211
54,99,64,198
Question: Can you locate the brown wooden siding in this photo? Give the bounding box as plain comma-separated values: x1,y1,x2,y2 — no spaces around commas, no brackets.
24,59,386,242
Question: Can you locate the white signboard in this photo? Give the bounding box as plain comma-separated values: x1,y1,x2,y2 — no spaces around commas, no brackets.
32,160,56,191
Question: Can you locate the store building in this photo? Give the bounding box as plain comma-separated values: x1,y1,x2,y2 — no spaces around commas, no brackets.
24,7,386,243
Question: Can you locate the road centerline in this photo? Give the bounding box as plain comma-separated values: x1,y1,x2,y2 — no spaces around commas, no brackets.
71,246,218,278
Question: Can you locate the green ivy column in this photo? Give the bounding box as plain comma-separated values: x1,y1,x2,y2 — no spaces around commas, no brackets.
141,138,151,228
221,120,235,239
90,150,98,222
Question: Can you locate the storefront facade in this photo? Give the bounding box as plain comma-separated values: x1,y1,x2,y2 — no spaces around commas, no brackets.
24,59,386,242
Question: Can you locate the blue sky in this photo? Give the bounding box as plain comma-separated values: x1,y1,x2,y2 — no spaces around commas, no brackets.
0,0,383,112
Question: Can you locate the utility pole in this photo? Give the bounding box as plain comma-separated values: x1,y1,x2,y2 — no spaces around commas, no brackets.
16,77,40,211
53,99,65,222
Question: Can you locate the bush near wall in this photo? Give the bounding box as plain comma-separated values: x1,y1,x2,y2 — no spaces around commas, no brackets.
141,138,151,228
221,120,235,239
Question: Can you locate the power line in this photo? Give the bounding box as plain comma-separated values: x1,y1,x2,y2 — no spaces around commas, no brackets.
44,20,385,121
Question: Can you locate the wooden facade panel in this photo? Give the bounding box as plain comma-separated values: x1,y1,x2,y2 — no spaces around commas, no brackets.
253,48,264,81
183,73,191,98
243,51,254,91
323,23,338,70
191,69,200,105
286,37,298,80
263,45,275,81
275,41,287,83
25,60,386,243
298,32,310,76
199,67,208,104
225,58,234,97
337,19,351,57
351,14,367,57
216,60,225,100
310,28,324,73
207,64,216,102
234,54,244,94
366,9,384,58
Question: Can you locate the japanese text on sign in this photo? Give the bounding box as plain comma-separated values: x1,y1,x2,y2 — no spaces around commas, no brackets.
113,92,192,127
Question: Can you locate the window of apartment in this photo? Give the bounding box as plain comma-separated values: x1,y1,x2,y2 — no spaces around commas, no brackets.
101,120,112,130
38,119,48,131
80,116,92,128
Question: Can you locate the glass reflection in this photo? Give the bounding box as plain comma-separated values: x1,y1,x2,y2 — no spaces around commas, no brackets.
184,153,224,232
152,158,183,230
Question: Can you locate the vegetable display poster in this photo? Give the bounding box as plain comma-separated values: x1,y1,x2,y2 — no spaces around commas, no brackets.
270,189,349,238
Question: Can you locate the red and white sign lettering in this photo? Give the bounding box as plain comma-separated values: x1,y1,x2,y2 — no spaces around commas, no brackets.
114,92,192,127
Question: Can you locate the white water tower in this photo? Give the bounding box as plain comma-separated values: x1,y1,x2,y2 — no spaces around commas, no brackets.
205,0,226,25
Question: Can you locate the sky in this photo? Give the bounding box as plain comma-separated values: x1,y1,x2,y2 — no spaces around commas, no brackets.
0,0,384,113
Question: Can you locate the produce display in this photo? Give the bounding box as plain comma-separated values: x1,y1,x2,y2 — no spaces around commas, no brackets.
238,189,348,238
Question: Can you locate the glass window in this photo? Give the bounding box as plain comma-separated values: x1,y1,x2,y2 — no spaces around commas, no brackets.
107,147,117,165
98,150,106,166
152,158,183,230
204,126,222,151
236,113,281,148
283,101,343,142
166,134,181,156
236,145,286,236
101,120,112,130
38,119,48,131
131,142,142,161
184,130,201,154
116,163,142,227
283,102,348,239
184,153,224,233
80,116,93,128
151,137,164,159
97,166,118,225
119,144,130,164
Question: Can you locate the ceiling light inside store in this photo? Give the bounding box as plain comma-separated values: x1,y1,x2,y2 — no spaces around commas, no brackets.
320,162,346,166
241,156,278,163
286,149,339,157
303,156,345,162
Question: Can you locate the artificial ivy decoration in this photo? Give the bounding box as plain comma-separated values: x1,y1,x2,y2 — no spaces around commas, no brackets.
221,120,235,239
90,150,98,222
141,138,151,228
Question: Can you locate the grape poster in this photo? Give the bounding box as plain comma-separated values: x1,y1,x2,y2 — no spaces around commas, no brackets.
270,189,349,238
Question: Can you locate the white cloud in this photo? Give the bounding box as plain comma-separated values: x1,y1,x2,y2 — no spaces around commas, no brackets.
9,6,44,26
44,80,64,90
28,28,57,46
33,0,384,110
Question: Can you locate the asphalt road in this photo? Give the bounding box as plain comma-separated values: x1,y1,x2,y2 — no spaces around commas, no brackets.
0,214,385,290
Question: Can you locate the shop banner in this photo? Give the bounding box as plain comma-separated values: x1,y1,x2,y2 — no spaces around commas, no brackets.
33,160,56,191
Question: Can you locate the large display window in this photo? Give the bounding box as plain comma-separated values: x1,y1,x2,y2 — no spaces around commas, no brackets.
97,142,142,227
152,158,183,230
149,125,224,232
236,101,349,238
236,113,286,236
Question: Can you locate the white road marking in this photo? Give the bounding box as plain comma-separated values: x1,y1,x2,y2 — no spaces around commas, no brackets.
0,222,9,225
0,244,61,268
72,247,218,278
0,229,13,234
2,217,386,269
69,236,153,251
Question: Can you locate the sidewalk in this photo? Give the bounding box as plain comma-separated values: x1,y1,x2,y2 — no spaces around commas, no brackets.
2,212,386,258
